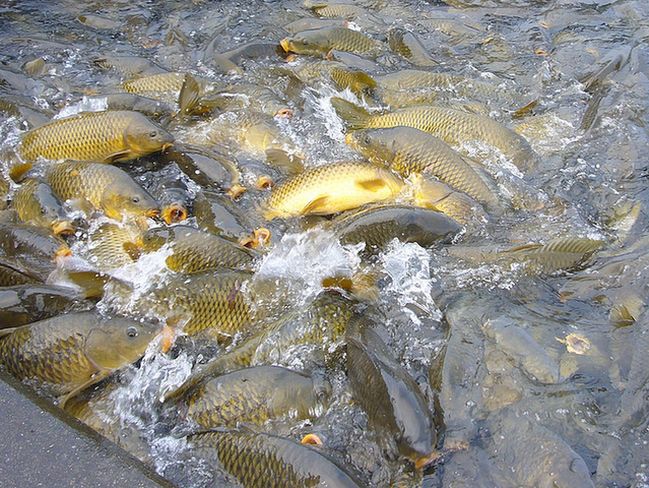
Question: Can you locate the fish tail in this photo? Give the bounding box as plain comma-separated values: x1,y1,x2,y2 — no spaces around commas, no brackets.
330,97,370,130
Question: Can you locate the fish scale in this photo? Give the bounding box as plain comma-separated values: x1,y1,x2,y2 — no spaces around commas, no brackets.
0,320,94,395
189,429,362,488
377,70,500,98
363,106,537,171
20,110,169,163
147,270,252,339
265,161,404,219
348,127,499,209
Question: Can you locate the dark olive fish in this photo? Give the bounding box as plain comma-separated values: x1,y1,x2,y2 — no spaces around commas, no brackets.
139,270,253,340
140,226,257,273
182,366,328,429
332,204,460,251
188,428,363,488
0,284,88,328
0,312,160,406
388,28,437,67
347,315,437,468
193,191,255,242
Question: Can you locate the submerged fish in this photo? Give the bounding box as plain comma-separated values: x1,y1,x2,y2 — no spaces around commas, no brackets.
45,161,159,221
0,284,87,328
388,28,437,66
0,223,71,270
331,97,539,172
264,161,404,220
188,428,363,488
333,204,460,250
449,237,604,274
347,315,437,468
346,127,500,211
140,226,257,273
280,27,382,57
182,366,328,429
20,110,173,163
0,312,160,405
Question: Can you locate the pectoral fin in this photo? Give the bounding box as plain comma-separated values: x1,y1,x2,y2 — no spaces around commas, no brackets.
302,196,330,215
58,371,111,410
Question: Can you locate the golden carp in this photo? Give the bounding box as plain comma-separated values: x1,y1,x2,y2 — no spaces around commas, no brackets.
346,127,500,210
188,429,363,488
182,366,328,429
45,161,159,221
331,97,539,171
280,27,382,57
264,161,404,219
140,226,258,273
20,110,173,163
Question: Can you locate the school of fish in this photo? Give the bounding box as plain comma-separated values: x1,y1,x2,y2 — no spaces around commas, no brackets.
0,0,648,487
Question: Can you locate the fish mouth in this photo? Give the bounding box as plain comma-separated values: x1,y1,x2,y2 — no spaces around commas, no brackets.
159,325,176,354
52,220,75,237
279,38,293,53
226,183,246,200
161,202,188,224
239,227,271,249
300,433,323,446
54,245,73,259
275,108,293,118
145,208,161,218
255,175,274,190
161,142,174,153
413,451,442,470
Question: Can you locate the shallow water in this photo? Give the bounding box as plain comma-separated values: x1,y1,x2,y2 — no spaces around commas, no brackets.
1,0,649,486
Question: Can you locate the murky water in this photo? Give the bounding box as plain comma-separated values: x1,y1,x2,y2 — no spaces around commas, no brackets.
1,0,649,486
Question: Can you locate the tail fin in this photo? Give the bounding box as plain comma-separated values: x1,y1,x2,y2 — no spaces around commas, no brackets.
330,97,371,130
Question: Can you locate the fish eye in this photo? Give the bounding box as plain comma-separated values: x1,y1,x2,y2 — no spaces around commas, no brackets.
40,208,47,214
132,196,140,204
149,130,158,138
126,326,138,338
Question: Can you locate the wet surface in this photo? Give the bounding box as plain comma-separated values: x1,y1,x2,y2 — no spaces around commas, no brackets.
0,0,648,487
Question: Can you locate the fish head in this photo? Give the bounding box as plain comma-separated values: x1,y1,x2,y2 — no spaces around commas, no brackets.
280,31,330,57
345,129,395,167
124,116,174,157
84,316,161,371
101,184,160,220
140,227,171,252
31,182,70,228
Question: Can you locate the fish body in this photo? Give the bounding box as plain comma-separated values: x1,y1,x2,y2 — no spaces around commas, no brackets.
331,97,538,171
280,27,382,57
13,178,73,235
85,222,142,271
0,224,71,277
141,226,257,273
333,204,460,250
388,28,437,66
188,429,363,488
347,316,436,466
376,70,500,100
20,110,173,163
0,284,87,328
264,161,404,220
45,161,159,220
145,270,252,339
346,127,500,210
0,311,159,399
184,366,327,429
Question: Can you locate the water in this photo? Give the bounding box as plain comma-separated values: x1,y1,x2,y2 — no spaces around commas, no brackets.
1,0,649,486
